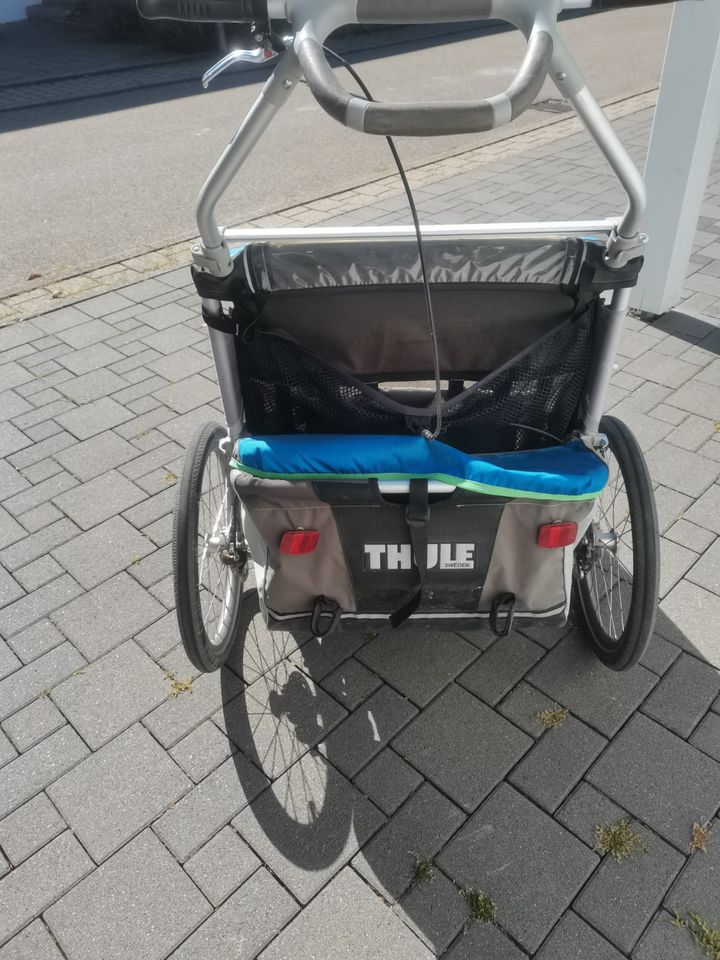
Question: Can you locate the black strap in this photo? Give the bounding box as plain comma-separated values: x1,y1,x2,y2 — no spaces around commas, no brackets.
390,479,429,629
311,596,342,638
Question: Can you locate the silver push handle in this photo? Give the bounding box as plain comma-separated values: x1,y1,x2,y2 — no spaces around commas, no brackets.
295,16,553,138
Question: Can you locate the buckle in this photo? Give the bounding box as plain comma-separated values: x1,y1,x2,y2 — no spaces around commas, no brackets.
490,593,516,638
310,596,342,639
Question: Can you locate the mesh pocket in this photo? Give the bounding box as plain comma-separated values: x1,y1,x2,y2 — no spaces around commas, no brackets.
241,304,596,453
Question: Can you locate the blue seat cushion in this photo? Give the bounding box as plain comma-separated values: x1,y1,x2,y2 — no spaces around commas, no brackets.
233,435,608,501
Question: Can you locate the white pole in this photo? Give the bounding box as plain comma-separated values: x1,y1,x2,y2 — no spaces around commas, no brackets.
633,1,720,317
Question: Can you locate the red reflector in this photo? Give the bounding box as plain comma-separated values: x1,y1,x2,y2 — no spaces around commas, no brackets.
537,522,578,549
279,530,320,555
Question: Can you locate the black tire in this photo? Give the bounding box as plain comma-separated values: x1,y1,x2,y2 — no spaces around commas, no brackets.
173,422,247,672
574,415,660,671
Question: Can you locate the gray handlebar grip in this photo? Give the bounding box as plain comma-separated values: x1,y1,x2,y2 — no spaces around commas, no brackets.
136,0,256,22
296,30,553,138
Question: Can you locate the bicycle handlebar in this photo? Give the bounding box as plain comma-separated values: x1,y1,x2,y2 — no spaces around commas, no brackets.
136,0,258,22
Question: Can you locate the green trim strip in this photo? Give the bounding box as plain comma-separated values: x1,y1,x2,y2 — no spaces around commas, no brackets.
230,459,603,502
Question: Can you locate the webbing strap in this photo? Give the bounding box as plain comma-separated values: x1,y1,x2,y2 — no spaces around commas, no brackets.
390,479,429,628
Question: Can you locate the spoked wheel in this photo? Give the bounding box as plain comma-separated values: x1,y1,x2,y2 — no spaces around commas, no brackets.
174,422,248,672
574,415,660,671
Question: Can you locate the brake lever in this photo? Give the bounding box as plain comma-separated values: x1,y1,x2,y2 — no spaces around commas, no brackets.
202,47,279,88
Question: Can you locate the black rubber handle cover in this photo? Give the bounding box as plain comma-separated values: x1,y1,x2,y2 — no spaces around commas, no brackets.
591,0,678,7
136,0,257,22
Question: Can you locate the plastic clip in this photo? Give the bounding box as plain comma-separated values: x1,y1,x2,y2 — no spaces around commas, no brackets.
311,596,341,639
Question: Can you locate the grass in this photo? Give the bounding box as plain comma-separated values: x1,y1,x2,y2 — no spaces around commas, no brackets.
363,630,380,643
536,704,569,728
672,912,720,960
410,853,435,888
164,671,194,699
460,888,496,924
594,819,648,863
690,820,713,854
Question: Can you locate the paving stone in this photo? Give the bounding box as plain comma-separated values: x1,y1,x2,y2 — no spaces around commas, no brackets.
633,911,702,960
666,378,720,418
6,619,65,664
393,684,532,812
587,714,720,849
48,724,190,863
687,537,720,596
438,783,599,954
458,634,545,707
0,730,16,769
654,484,694,535
0,643,85,720
53,639,167,748
0,642,20,683
286,623,374,682
444,921,527,960
45,829,211,960
509,715,607,813
535,912,625,960
640,634,682,675
666,414,718,452
321,684,417,779
184,825,260,906
170,719,236,783
660,537,699,598
455,623,499,650
148,347,210,382
144,664,242,748
53,470,145,531
56,318,115,350
52,572,165,660
170,867,297,960
0,518,80,573
356,629,478,707
2,696,65,752
31,305,88,335
15,500,64,534
121,486,174,529
0,920,64,960
626,352,698,389
134,609,179,659
57,343,126,377
659,580,720,668
13,555,63,593
0,793,66,865
642,653,720,737
0,507,24,553
0,563,23,610
55,368,127,404
690,711,720,761
497,681,563,737
395,868,467,955
0,461,29,502
575,821,685,953
153,755,267,863
527,633,657,737
0,832,93,947
0,425,30,461
127,542,172,588
53,516,155,591
0,726,89,820
54,430,139,482
152,373,218,415
354,747,423,816
218,662,344,780
664,816,720,921
352,781,464,904
647,442,720,498
556,781,628,848
321,657,382,711
54,396,133,440
685,483,720,535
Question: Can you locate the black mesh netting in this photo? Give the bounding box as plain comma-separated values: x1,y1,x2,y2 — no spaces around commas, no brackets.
240,305,597,454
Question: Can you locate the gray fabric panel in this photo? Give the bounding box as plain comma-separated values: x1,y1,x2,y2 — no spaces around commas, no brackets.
250,238,582,291
479,500,596,614
257,289,574,378
356,0,492,23
232,472,356,614
509,31,554,120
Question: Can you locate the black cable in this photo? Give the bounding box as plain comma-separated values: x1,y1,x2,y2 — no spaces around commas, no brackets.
322,46,443,441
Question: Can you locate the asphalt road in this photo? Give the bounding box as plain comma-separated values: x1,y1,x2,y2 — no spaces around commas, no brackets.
0,6,672,295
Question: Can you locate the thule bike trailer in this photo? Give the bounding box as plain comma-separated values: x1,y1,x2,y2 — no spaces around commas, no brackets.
137,0,666,674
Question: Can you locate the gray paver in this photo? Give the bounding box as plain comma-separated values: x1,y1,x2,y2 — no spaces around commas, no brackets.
0,832,93,946
660,579,720,668
225,607,305,684
48,724,190,863
556,781,627,849
52,639,167,748
0,730,16,769
587,714,720,848
497,681,563,737
528,633,658,737
287,622,370,680
0,507,24,553
152,373,218,414
0,793,66,866
664,816,720,922
508,715,607,813
393,684,532,812
690,711,720,761
321,684,417,778
646,442,720,498
396,869,467,955
356,629,478,707
685,482,720,535
52,515,155,590
535,912,625,960
642,652,720,737
633,911,702,960
145,667,243,749
444,921,527,960
6,619,65,664
321,657,382,711
54,430,140,482
0,424,30,460
45,830,211,960
235,750,384,904
54,395,132,438
0,921,64,960
170,868,297,960
0,574,83,638
354,747,423,816
0,726,89,819
0,518,80,573
438,783,599,954
260,867,434,960
1,695,65,752
0,462,29,502
640,634,682,676
687,537,720,594
184,826,260,907
0,567,23,611
13,555,63,593
458,634,545,706
0,642,85,721
575,822,685,953
170,720,237,783
135,609,180,659
51,572,165,660
0,642,20,682
353,781,465,905
53,470,145,531
153,754,268,863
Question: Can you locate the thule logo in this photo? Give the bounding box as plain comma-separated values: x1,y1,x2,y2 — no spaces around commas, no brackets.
364,544,476,571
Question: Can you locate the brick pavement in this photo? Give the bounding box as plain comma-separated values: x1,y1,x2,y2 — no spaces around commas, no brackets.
1,97,720,959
